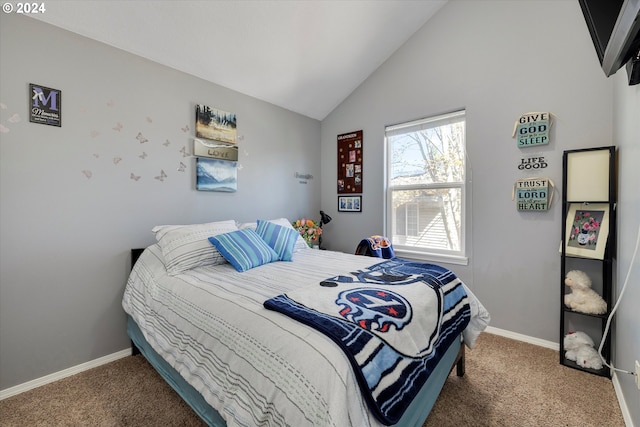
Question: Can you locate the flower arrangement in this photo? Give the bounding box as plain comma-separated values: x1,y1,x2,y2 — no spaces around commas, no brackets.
569,211,601,246
292,218,322,247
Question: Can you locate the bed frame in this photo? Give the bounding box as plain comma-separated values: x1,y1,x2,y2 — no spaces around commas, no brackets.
128,248,465,426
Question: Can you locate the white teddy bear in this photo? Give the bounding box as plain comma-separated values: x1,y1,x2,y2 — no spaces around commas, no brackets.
563,331,603,370
564,270,607,315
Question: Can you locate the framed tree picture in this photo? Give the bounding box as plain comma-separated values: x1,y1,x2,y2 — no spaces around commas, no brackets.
195,104,237,144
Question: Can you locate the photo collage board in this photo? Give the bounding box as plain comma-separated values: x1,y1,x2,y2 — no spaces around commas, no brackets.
337,130,362,194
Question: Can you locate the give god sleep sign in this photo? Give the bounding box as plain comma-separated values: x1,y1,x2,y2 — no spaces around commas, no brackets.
513,112,550,147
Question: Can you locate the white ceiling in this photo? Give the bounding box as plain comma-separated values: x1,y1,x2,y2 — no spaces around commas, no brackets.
29,0,447,120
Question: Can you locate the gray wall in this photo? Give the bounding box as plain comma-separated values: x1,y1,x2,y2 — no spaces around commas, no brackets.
320,1,638,423
321,0,611,340
0,14,321,390
612,69,640,424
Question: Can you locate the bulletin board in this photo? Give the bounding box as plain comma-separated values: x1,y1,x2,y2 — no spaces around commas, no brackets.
337,130,363,194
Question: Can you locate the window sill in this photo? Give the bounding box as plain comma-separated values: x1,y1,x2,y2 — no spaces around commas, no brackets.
394,249,469,266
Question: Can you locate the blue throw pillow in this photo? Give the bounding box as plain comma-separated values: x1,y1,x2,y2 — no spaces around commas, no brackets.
208,228,279,272
256,219,299,261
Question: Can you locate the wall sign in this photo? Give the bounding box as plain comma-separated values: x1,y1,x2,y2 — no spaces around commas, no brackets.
294,172,313,184
517,156,548,170
513,177,555,211
337,130,363,194
193,138,239,161
512,112,551,147
29,83,61,127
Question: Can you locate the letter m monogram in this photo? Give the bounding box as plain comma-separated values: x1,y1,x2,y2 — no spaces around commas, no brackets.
32,85,59,111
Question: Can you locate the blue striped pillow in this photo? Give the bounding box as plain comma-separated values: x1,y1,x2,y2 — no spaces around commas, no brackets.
208,228,278,272
256,219,299,261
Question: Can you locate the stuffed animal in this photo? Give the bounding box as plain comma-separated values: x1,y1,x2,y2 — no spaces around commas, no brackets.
564,270,607,315
563,331,603,370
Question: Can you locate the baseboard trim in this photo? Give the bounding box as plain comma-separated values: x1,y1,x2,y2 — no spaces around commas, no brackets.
0,348,131,400
612,370,635,427
1,330,633,427
485,326,559,351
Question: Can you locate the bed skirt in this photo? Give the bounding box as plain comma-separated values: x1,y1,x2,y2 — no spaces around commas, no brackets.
127,315,462,427
127,316,226,426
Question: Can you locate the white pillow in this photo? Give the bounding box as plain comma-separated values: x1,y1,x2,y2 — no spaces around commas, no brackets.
152,220,238,275
237,221,257,230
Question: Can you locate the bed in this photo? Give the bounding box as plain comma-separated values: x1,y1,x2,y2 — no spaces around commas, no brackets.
122,219,490,427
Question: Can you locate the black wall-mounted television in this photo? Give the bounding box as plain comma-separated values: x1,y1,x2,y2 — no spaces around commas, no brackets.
579,0,640,85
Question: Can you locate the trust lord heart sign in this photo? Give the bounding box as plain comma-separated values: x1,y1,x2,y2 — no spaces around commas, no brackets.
513,177,555,211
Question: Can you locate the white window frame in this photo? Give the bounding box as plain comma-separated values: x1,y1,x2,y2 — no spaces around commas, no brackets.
405,203,419,236
384,110,468,265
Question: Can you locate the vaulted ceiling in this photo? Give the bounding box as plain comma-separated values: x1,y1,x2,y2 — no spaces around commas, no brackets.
29,1,447,120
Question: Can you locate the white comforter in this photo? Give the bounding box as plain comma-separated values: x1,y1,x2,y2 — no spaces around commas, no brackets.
122,245,489,427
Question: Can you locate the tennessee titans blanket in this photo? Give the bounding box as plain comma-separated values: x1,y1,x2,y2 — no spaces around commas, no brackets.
264,258,471,425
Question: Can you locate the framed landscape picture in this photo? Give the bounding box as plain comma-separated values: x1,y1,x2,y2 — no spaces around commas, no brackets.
195,104,237,144
196,158,237,192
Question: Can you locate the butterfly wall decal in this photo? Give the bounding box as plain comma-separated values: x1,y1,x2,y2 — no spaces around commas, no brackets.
177,162,187,172
130,173,141,181
136,132,148,144
155,169,168,182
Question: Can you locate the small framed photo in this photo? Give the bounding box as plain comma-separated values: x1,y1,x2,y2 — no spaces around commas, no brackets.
564,203,610,259
338,195,361,212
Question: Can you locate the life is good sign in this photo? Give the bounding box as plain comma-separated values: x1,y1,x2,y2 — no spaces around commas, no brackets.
518,156,548,170
513,112,550,147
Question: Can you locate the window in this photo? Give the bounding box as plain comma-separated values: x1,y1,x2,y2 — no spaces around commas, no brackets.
385,110,467,264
